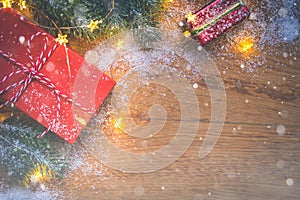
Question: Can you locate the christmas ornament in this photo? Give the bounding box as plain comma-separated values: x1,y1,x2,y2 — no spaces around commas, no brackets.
185,0,250,45
86,20,102,33
0,8,115,143
54,33,68,45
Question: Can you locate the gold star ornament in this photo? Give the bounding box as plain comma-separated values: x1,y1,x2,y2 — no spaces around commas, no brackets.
86,20,102,33
55,34,68,45
185,12,197,23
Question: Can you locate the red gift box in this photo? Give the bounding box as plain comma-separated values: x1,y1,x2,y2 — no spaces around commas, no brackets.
0,8,115,144
185,0,249,44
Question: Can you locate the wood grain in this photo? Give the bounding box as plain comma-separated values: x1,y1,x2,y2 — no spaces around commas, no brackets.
62,33,299,200
59,0,300,199
1,0,299,199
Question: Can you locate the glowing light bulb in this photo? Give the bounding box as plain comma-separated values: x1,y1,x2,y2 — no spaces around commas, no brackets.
116,39,124,50
1,0,14,8
86,20,102,32
55,33,68,45
113,117,123,133
23,163,55,186
18,0,26,10
238,38,254,53
185,12,197,23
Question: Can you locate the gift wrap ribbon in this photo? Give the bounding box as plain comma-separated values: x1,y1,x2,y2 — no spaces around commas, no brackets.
0,32,95,138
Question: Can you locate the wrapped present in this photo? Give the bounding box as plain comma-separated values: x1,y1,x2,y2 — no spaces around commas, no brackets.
185,0,250,45
0,8,116,144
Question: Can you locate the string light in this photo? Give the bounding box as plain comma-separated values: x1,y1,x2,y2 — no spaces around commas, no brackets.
0,112,12,123
55,33,68,45
6,0,115,36
185,12,197,23
85,0,114,32
18,0,26,10
111,117,124,133
86,20,101,33
184,30,191,37
22,163,55,186
238,38,254,53
1,0,14,8
1,0,26,9
116,39,124,50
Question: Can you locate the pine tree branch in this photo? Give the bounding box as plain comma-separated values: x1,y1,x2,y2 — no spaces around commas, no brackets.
0,116,68,183
27,0,164,39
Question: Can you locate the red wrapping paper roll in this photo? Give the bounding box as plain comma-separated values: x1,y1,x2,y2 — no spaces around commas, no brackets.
185,0,250,44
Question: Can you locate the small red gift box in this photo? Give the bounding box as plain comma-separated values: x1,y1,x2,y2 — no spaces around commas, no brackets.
0,8,115,144
185,0,250,45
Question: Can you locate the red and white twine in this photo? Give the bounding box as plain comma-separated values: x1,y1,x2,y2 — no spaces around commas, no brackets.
0,32,95,138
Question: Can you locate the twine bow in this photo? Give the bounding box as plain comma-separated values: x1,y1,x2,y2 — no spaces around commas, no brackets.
0,32,95,138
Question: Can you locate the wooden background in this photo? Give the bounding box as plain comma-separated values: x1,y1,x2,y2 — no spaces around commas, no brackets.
60,1,300,199
1,0,299,199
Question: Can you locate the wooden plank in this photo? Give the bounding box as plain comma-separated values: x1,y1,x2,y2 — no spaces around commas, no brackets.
1,0,299,199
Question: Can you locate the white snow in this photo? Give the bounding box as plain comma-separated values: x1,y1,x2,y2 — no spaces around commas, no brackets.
214,0,299,73
1,0,298,198
278,7,288,18
276,124,286,136
276,160,285,169
134,186,145,197
193,83,199,89
286,178,294,186
45,62,55,72
248,12,257,21
0,187,55,200
232,127,238,135
18,36,25,44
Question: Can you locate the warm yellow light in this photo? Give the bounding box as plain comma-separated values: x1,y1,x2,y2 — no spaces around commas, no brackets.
1,0,14,8
113,117,123,132
23,163,55,186
55,33,68,45
238,38,254,53
109,117,124,133
162,0,173,10
185,12,197,23
18,0,26,10
87,20,102,33
183,30,191,37
0,112,12,123
116,39,124,50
